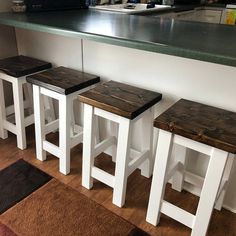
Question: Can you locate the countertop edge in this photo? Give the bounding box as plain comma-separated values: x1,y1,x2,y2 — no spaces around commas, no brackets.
0,16,235,68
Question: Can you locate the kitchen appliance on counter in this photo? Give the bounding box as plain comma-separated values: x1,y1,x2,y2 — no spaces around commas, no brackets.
221,3,236,24
25,0,87,12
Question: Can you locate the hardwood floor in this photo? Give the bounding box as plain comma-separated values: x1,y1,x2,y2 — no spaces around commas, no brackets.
0,126,235,236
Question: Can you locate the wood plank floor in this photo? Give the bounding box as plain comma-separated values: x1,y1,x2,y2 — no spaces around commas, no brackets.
0,126,235,236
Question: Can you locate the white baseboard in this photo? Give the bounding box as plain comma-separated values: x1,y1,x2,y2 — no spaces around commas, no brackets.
222,204,236,213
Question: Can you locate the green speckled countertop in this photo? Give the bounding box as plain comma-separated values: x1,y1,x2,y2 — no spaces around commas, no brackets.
0,9,235,67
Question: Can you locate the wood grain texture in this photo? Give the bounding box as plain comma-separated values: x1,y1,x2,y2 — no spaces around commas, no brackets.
26,66,100,95
0,55,52,78
79,80,162,119
0,126,235,236
154,99,236,154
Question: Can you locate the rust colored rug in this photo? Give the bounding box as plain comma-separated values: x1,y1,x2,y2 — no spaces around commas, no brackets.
0,159,52,214
0,221,17,236
0,179,148,236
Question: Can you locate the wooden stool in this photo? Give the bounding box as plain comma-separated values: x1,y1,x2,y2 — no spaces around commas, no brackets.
0,55,52,149
146,99,235,236
27,67,100,175
79,81,162,207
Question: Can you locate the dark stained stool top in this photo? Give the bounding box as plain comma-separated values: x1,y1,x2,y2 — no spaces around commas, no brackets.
154,99,236,154
0,55,52,78
26,67,100,95
79,80,162,120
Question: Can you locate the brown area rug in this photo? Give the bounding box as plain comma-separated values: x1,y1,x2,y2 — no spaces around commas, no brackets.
0,221,17,236
0,179,149,236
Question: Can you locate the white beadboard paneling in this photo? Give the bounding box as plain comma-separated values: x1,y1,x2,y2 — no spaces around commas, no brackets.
83,40,236,112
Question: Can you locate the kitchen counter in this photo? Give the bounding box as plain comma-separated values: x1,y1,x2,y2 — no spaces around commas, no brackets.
0,9,235,66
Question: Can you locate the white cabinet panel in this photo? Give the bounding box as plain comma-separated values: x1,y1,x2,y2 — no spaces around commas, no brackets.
195,9,222,24
159,8,223,24
175,10,196,21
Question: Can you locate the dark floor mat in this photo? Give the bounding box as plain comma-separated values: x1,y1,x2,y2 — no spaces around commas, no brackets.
0,159,52,214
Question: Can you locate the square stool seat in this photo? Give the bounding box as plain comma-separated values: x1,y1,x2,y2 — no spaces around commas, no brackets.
79,80,162,207
0,55,52,77
154,99,236,154
0,55,53,150
79,80,162,120
26,66,100,175
146,98,236,236
26,67,100,95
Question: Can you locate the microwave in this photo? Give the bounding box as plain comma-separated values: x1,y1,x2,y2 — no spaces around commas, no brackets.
25,0,87,12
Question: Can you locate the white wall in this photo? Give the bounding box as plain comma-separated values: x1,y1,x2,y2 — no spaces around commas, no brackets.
0,25,17,58
15,28,236,213
15,28,83,118
0,1,18,105
16,29,83,69
0,0,12,13
0,0,17,58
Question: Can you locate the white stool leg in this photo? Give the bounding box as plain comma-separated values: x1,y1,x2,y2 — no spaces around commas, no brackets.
82,104,96,189
0,79,8,139
140,108,154,178
33,85,46,161
146,130,173,225
191,148,228,236
172,145,188,192
113,117,131,207
215,154,235,210
13,79,26,150
59,95,72,175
